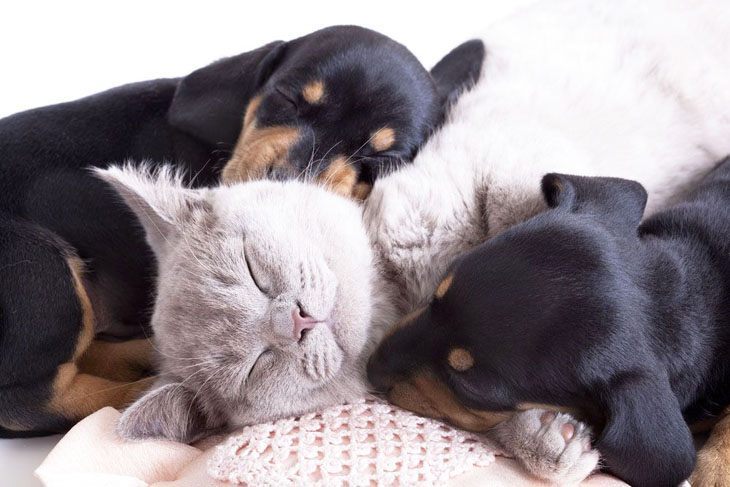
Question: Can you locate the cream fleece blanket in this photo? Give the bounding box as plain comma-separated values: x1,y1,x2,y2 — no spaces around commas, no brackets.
35,407,624,486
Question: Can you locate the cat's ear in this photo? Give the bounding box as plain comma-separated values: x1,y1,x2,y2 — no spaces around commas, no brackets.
541,173,647,232
116,383,218,443
95,164,208,255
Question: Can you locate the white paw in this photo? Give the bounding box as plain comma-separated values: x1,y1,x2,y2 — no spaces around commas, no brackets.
492,409,599,484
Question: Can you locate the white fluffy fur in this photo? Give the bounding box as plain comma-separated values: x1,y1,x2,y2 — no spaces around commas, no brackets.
367,0,730,312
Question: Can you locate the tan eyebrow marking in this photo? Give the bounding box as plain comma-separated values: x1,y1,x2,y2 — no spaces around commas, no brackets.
435,274,454,299
447,348,474,371
370,127,396,152
302,80,325,104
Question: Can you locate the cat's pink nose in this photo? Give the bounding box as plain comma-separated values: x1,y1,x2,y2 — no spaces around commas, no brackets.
293,307,320,340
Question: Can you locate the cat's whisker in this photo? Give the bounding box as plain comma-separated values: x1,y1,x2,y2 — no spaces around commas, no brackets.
185,366,225,419
297,132,318,181
70,377,154,400
139,329,219,362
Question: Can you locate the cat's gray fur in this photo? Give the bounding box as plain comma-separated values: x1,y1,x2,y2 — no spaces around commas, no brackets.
97,165,399,442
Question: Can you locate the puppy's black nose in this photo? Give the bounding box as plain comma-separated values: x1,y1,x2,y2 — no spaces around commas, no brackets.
366,353,395,393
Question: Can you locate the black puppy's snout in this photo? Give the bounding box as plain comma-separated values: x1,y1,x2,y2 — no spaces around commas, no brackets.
366,351,396,393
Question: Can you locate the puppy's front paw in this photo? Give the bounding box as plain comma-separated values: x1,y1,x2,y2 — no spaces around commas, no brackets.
690,443,730,487
493,409,599,484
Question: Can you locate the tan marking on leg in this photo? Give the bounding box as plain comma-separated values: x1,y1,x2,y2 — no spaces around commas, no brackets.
66,256,95,362
447,347,474,371
370,127,396,152
691,406,730,486
302,80,325,105
317,155,358,197
78,339,154,382
49,363,153,421
435,274,454,299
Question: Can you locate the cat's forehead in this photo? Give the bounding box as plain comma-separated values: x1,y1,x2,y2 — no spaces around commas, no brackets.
210,180,362,230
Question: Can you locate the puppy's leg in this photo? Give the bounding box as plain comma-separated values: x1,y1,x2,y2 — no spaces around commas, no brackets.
691,406,730,487
78,339,154,382
49,363,154,421
492,409,599,484
0,219,152,435
52,253,155,419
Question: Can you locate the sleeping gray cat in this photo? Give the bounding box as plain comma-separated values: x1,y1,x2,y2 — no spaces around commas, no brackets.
98,164,598,484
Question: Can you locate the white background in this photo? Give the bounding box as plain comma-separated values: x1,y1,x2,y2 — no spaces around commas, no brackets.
0,1,534,485
0,0,537,118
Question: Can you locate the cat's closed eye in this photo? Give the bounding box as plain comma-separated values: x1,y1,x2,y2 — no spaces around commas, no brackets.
248,349,273,379
244,249,270,295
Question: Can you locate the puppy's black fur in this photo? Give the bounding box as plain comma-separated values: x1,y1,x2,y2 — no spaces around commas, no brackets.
0,26,484,437
196,28,486,188
368,157,730,486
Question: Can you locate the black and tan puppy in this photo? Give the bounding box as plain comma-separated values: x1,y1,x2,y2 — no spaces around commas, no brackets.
216,27,486,196
0,26,483,437
368,157,730,486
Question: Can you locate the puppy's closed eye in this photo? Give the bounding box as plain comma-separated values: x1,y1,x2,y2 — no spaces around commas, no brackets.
275,86,298,110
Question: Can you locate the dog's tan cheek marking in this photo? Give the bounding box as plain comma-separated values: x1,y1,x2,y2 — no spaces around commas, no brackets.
435,274,454,299
317,155,358,197
302,80,325,105
405,370,512,432
223,96,299,184
352,182,372,201
447,347,474,371
242,94,263,131
370,127,396,152
388,380,441,418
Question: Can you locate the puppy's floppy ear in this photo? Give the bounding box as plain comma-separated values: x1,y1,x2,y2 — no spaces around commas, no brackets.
168,41,286,147
430,39,485,107
95,164,208,256
542,173,647,231
595,372,695,486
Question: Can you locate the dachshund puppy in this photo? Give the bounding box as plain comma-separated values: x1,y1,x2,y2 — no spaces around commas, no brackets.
214,26,486,196
0,27,483,438
368,157,730,486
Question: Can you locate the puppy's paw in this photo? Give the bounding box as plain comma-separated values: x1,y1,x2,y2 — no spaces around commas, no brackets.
690,443,730,487
493,409,599,484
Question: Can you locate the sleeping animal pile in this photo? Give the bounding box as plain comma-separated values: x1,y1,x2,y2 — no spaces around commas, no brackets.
2,0,730,485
